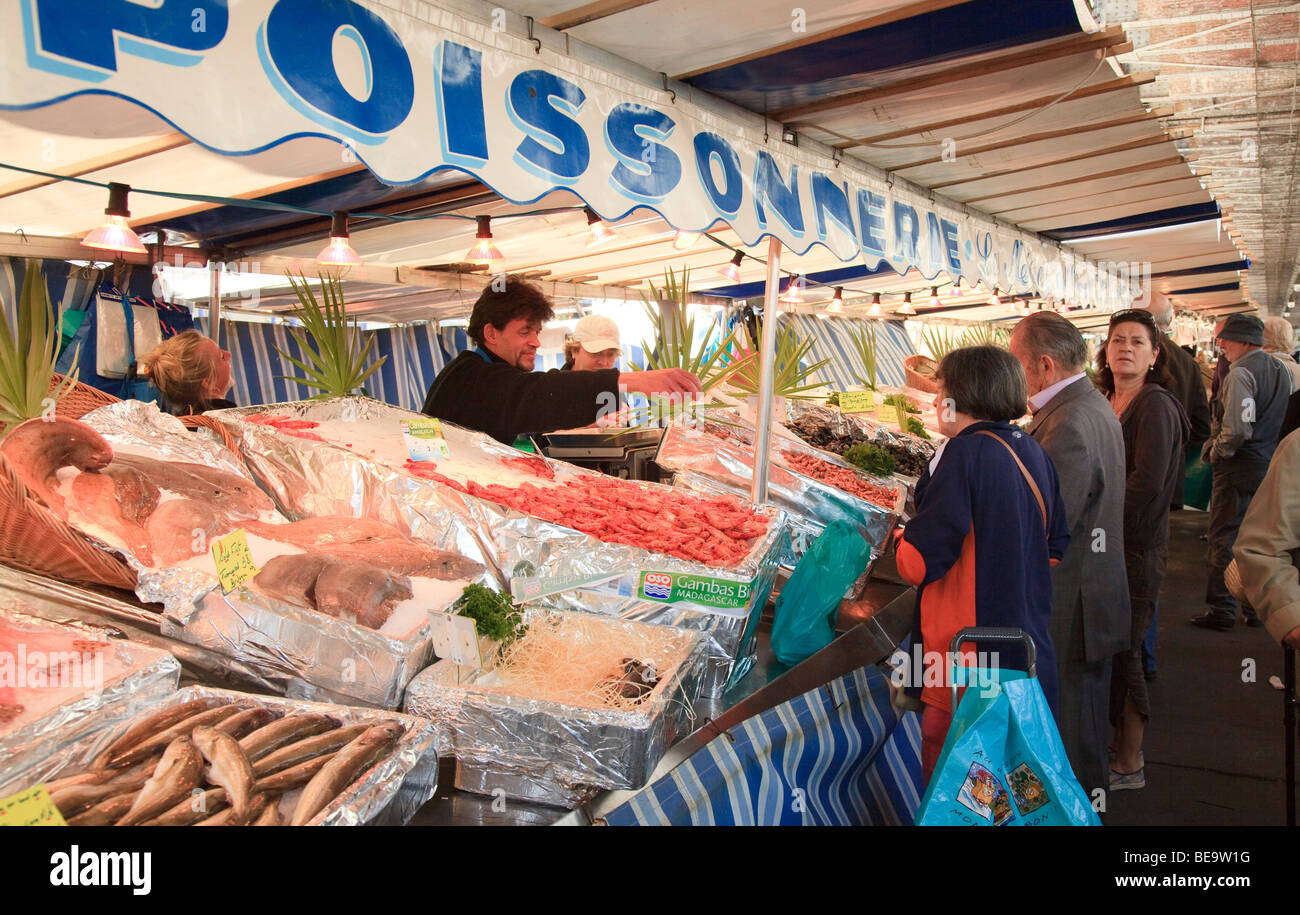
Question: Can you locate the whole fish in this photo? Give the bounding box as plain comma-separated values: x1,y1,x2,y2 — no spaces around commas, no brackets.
0,417,113,510
291,722,404,826
238,714,339,762
90,697,226,769
252,752,336,794
116,736,204,826
44,769,115,795
252,799,282,826
191,726,254,822
252,724,368,777
50,762,153,817
109,704,247,768
213,706,282,740
142,787,227,827
195,792,270,827
67,793,136,827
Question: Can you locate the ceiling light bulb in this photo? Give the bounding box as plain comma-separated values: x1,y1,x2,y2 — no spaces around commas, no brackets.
719,251,744,283
897,291,917,316
465,215,503,265
929,286,941,308
585,207,615,246
827,287,845,314
81,182,148,255
780,276,805,304
316,210,363,267
673,230,701,250
867,292,885,319
987,286,1001,307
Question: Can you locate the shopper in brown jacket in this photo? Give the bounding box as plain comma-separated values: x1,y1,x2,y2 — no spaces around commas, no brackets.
1234,429,1300,649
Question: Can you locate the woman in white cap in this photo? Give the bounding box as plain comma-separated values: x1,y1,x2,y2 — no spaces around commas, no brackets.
563,314,622,371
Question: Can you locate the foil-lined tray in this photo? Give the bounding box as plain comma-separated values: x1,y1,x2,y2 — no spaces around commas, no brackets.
53,400,475,709
404,609,705,809
655,414,903,575
209,398,788,693
0,607,181,797
4,685,439,825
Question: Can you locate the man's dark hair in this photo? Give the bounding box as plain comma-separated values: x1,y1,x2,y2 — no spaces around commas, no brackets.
1015,311,1088,373
467,275,555,347
936,345,1027,421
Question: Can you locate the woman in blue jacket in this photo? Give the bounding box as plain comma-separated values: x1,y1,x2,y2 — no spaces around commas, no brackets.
895,345,1070,781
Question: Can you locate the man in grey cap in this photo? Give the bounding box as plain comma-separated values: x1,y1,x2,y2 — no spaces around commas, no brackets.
1191,314,1292,630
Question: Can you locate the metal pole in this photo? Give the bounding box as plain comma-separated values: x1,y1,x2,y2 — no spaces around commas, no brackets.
750,236,782,504
208,258,222,345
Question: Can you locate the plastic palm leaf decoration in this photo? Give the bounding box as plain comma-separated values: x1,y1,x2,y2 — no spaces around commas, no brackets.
275,273,386,399
0,259,78,434
719,319,832,401
849,322,879,391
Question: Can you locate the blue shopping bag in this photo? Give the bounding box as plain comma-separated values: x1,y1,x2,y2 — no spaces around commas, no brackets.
770,520,872,667
915,667,1099,826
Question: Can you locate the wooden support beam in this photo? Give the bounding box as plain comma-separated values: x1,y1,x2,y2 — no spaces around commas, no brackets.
825,74,1157,150
0,231,202,265
675,0,976,80
769,26,1128,122
539,0,660,30
960,156,1190,205
889,108,1171,172
928,134,1180,191
0,133,191,200
986,174,1201,217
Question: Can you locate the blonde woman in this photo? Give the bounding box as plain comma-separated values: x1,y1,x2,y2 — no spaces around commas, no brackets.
140,330,235,415
1262,316,1300,394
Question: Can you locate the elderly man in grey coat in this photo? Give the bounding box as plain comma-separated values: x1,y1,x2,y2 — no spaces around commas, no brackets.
1010,312,1130,800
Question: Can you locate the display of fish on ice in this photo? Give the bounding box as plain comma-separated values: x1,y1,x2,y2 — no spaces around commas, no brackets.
1,416,484,632
40,698,406,826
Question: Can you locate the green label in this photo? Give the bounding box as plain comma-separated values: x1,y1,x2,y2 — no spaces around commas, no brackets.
639,571,752,609
838,390,874,414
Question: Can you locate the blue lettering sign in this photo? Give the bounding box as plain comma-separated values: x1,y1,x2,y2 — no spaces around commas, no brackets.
893,201,920,263
810,173,856,244
753,152,804,237
941,218,962,273
605,103,682,203
261,0,413,141
692,132,743,217
507,70,589,183
926,212,945,273
856,190,887,259
436,41,488,167
24,0,227,81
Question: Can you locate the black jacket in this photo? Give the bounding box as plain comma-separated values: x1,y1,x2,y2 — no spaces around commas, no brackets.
1159,336,1211,509
1116,383,1190,551
421,348,620,444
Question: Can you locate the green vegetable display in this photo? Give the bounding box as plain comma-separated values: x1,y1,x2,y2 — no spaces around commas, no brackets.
883,393,921,414
454,584,528,646
904,415,931,439
842,442,897,478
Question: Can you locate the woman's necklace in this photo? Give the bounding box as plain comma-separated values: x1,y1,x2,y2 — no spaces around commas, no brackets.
1110,384,1141,417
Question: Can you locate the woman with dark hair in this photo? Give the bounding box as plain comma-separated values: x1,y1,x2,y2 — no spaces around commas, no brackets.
1094,309,1189,791
894,345,1070,783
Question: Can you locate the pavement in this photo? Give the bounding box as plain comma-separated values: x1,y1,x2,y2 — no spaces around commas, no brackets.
1105,511,1296,826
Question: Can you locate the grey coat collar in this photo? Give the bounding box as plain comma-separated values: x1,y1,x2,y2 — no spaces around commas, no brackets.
1027,375,1096,435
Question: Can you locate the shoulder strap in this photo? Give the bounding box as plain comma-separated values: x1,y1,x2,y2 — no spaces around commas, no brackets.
975,430,1047,531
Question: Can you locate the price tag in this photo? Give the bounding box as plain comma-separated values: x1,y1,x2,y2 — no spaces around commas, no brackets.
0,784,67,826
401,418,451,461
211,529,259,593
876,403,901,425
838,390,875,414
430,612,482,668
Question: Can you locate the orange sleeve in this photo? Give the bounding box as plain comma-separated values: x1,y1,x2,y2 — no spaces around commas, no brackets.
896,536,928,585
1049,557,1060,567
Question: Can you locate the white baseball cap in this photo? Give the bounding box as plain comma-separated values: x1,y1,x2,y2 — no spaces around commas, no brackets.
571,314,622,353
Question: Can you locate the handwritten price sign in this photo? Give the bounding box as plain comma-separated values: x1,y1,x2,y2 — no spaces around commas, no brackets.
838,390,874,414
212,529,259,593
0,784,66,826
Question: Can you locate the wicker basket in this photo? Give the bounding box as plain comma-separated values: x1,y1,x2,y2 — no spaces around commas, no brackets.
2,378,245,590
1,376,136,589
903,354,939,394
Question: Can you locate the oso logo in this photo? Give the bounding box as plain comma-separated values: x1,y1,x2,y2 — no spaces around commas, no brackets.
643,572,672,600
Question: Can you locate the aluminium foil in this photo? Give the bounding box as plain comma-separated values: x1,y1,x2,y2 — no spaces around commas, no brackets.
69,400,472,709
404,609,705,808
3,685,439,825
0,608,180,798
